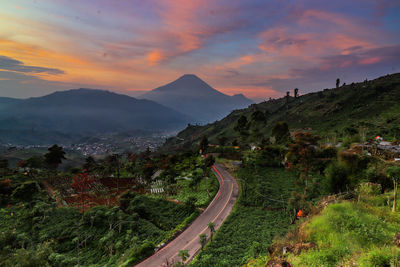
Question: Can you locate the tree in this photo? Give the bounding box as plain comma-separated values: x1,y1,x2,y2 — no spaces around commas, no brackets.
44,144,66,171
185,196,197,212
141,162,155,185
286,132,321,186
0,159,9,176
294,88,299,98
251,110,265,123
217,135,228,146
199,136,209,154
106,154,121,191
234,115,249,137
271,121,290,144
178,249,189,264
83,156,96,173
199,233,207,250
386,166,400,212
208,222,215,241
203,155,215,198
336,78,340,88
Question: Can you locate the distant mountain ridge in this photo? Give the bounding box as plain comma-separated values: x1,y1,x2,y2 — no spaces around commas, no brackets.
0,88,190,145
140,74,253,123
162,73,400,151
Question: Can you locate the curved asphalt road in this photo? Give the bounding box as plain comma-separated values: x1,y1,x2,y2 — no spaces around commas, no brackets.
136,163,239,267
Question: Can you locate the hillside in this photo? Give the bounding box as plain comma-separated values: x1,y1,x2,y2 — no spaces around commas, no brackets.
140,74,253,123
163,73,400,150
0,89,191,145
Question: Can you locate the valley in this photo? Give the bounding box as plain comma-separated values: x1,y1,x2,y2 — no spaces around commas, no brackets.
1,73,400,267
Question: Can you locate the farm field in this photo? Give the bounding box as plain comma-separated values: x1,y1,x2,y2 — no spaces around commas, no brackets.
191,166,297,266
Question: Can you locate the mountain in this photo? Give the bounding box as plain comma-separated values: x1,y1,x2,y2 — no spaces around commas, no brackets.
162,73,400,151
140,74,253,123
0,88,190,145
0,97,22,109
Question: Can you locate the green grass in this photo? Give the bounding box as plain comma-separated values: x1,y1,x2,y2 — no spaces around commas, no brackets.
288,197,400,267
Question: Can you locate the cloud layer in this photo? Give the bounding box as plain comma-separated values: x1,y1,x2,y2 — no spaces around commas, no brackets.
0,0,399,99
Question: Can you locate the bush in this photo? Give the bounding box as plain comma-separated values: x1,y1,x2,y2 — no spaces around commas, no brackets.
10,181,41,202
325,161,350,193
356,182,382,201
358,247,398,267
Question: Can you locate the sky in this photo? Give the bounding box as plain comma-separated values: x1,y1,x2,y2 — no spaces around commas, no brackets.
0,0,400,101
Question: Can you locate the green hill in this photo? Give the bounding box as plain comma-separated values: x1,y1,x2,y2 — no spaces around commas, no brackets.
163,73,400,151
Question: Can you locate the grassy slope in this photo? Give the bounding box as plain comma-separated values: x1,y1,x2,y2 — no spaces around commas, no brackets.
163,73,400,150
191,166,297,266
270,193,400,267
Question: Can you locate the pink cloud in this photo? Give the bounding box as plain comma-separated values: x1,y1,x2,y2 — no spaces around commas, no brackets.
359,56,382,65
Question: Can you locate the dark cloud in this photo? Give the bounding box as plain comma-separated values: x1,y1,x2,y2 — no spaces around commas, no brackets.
0,55,64,75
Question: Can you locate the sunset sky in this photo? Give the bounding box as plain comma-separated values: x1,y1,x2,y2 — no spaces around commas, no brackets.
0,0,399,100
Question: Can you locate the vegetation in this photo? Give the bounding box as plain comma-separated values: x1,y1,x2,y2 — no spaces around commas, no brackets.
286,195,400,267
163,73,400,151
191,165,297,266
0,145,218,266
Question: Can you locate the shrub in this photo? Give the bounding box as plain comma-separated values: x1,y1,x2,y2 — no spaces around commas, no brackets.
325,161,350,193
10,181,41,202
356,182,382,201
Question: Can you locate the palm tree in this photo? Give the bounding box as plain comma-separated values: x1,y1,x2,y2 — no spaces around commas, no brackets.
208,222,216,241
199,233,207,250
178,249,189,264
44,144,66,173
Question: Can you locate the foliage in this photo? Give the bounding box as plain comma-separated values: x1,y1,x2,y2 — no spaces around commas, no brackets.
199,136,208,154
287,200,400,267
44,145,66,170
286,132,321,183
192,166,296,266
324,160,350,194
0,174,194,267
271,121,290,144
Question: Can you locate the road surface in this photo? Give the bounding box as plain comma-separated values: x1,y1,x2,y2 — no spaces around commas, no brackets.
136,163,239,267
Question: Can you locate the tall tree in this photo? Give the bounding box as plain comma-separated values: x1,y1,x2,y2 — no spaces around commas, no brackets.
294,88,299,98
199,136,209,154
44,144,66,171
199,233,207,251
106,154,121,191
336,78,340,88
286,132,321,185
386,166,400,212
208,222,216,241
203,155,215,198
178,250,189,264
234,115,249,138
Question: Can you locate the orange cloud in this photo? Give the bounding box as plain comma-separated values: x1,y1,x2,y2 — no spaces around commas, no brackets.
147,50,165,66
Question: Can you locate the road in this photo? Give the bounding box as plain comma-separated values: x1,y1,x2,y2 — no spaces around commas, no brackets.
136,163,239,267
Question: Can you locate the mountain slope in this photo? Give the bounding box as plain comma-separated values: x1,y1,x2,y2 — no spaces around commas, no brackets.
163,73,400,150
140,74,253,123
0,88,190,144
